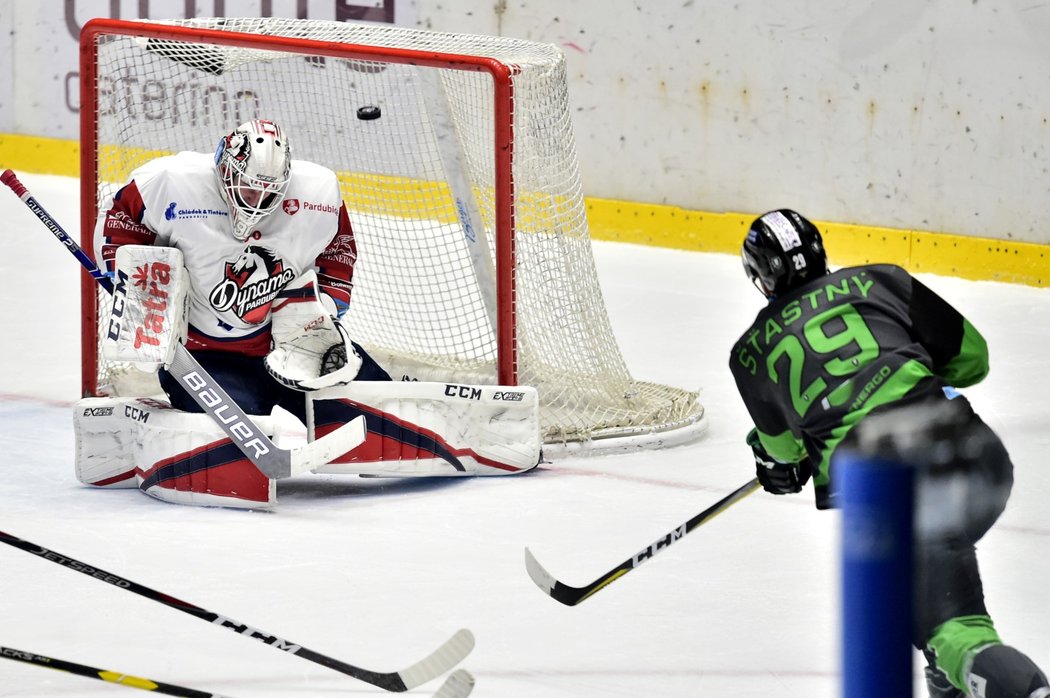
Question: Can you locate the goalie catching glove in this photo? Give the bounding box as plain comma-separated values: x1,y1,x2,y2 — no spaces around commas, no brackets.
747,428,812,495
265,270,363,391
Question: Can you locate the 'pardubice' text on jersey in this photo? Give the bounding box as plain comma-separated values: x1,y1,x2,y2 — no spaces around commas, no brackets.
728,264,989,506
94,151,356,356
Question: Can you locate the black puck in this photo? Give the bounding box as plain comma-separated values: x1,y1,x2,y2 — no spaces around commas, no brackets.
356,105,381,120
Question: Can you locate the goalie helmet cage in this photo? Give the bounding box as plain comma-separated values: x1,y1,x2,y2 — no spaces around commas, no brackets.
79,17,707,452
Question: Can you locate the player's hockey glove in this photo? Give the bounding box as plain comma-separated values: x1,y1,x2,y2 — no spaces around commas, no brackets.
747,428,812,495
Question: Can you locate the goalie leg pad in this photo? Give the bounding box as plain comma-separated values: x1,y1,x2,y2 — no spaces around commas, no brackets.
308,381,541,477
73,397,276,508
74,397,156,488
135,408,276,509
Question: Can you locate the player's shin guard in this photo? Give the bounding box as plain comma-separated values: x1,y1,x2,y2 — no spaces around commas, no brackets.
74,397,277,508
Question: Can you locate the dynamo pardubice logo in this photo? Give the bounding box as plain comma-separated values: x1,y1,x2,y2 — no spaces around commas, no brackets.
209,245,296,325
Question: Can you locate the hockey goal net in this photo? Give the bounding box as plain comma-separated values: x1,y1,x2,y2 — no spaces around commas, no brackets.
80,17,706,451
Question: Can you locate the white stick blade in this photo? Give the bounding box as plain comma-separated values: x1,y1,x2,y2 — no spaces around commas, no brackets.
290,415,366,474
431,669,475,698
523,547,557,595
397,628,475,690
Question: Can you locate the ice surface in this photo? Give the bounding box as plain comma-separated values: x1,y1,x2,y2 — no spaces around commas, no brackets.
1,173,1048,696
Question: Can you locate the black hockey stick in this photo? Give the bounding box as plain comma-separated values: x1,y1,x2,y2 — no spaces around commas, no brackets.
525,478,762,606
0,168,364,479
2,644,473,698
0,530,474,692
1,645,231,697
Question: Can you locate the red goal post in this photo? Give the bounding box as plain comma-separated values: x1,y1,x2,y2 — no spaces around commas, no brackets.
79,17,707,452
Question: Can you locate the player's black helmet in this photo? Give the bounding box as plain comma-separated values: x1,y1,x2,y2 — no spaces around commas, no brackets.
742,209,828,298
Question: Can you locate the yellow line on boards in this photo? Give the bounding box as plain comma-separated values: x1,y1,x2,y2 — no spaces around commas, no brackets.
4,132,1048,287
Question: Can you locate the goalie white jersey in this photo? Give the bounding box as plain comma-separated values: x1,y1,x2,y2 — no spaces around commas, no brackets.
94,151,357,357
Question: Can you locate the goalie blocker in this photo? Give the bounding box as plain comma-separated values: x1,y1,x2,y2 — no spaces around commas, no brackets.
101,244,189,372
74,381,541,508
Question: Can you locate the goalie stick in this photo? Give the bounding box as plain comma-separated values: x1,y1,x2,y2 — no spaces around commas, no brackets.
0,168,364,479
0,529,474,693
1,645,231,698
525,477,761,606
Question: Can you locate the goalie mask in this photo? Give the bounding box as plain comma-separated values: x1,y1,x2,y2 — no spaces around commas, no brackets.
742,209,828,298
214,119,291,242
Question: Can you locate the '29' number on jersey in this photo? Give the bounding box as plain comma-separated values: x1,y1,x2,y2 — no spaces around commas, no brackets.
766,303,879,418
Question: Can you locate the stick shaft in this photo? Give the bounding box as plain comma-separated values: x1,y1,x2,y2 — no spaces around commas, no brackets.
1,645,226,697
1,169,113,292
0,530,412,690
526,478,761,605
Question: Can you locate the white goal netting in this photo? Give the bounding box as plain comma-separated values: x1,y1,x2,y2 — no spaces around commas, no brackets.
82,17,706,450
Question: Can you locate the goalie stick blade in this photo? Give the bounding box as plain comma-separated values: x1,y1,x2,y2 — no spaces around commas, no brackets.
289,414,366,476
431,669,475,698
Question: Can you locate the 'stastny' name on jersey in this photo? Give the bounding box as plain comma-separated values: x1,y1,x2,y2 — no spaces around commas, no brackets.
734,271,876,376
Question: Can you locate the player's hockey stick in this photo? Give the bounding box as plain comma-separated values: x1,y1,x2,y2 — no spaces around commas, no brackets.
0,168,364,479
0,529,475,692
433,669,475,697
525,477,762,606
1,645,232,697
2,644,472,698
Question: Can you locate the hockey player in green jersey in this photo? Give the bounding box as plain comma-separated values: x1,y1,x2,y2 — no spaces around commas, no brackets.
729,209,1049,698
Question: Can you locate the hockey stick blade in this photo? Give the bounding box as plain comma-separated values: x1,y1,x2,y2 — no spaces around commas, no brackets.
1,168,366,478
379,629,474,692
0,530,474,692
166,342,367,479
1,645,233,697
525,478,762,606
431,669,475,698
